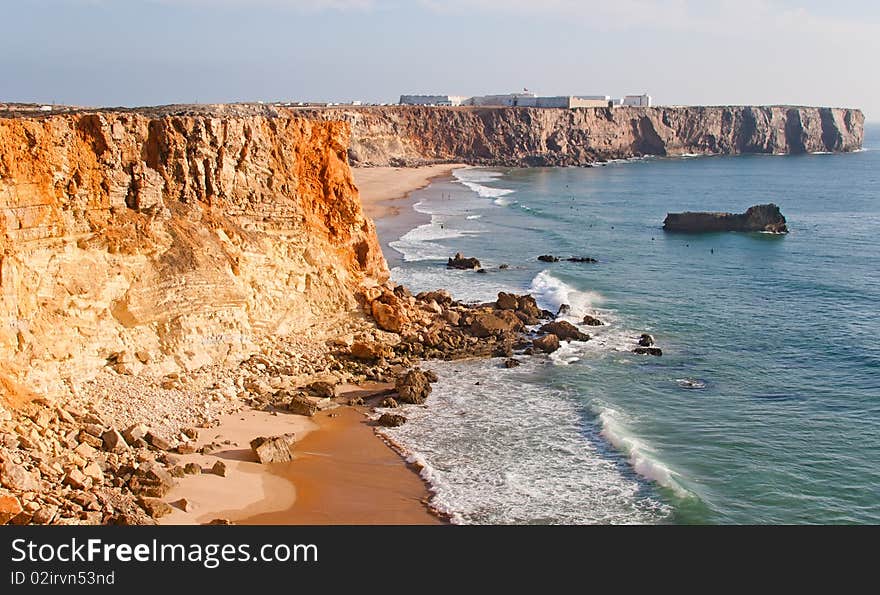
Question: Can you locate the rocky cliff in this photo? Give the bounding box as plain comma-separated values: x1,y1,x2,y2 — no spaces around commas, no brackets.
302,105,864,166
0,108,387,400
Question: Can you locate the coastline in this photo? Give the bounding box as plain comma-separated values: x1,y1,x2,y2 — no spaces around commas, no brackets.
159,168,470,526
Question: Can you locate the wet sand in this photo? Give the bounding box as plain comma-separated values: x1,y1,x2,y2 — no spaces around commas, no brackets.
354,164,464,220
242,407,441,525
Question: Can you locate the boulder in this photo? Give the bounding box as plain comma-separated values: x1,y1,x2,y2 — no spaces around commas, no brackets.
350,341,387,361
539,321,590,342
496,292,519,310
537,254,560,262
122,423,147,445
250,434,296,464
0,493,23,525
0,460,41,492
211,461,227,477
395,369,432,404
504,358,521,368
633,347,663,356
447,252,481,270
102,428,128,453
556,304,571,317
131,462,176,497
184,463,201,475
286,394,318,417
582,315,604,326
663,203,788,233
533,334,561,353
139,497,173,519
145,432,173,451
638,333,654,347
377,413,406,428
470,311,523,338
380,397,399,408
516,295,544,319
306,381,337,399
371,300,407,333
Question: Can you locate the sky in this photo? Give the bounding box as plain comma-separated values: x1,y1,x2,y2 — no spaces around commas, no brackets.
1,0,877,119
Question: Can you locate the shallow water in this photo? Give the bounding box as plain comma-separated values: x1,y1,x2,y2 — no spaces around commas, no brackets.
377,125,880,524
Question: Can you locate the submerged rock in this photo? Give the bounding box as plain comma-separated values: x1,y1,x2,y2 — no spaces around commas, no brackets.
582,315,604,326
633,346,663,356
663,203,788,233
537,254,560,262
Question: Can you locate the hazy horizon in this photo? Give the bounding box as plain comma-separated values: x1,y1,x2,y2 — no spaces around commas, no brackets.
2,1,877,120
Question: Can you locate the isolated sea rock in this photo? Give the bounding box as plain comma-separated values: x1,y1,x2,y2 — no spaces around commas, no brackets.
638,333,655,347
250,434,296,464
663,204,788,233
447,252,481,270
582,315,604,326
537,255,560,262
566,257,598,263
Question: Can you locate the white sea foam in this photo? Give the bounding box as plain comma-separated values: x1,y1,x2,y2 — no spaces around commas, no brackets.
453,168,515,199
465,214,482,220
389,216,480,262
528,270,604,321
596,405,691,498
376,360,672,524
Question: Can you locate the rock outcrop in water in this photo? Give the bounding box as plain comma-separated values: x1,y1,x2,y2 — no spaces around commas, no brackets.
663,204,788,233
302,105,864,166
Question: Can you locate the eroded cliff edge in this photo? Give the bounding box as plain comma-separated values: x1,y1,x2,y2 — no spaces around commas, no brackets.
304,105,864,166
0,111,387,398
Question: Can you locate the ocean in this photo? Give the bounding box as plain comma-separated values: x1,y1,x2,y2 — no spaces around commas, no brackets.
373,124,880,524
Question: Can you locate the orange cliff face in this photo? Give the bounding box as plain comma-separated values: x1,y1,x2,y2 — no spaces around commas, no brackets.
0,111,388,399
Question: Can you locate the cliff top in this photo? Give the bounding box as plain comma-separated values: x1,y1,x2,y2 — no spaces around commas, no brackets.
0,102,864,121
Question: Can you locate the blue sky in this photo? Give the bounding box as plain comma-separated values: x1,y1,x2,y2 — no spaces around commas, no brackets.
2,1,876,119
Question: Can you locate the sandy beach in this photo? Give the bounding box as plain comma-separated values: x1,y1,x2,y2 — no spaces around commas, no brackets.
354,164,465,219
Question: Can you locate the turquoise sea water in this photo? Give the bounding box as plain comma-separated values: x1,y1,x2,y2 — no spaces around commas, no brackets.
375,125,880,524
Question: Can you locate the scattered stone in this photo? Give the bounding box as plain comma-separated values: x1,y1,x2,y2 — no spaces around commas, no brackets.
250,434,296,464
539,321,590,342
638,333,655,347
504,358,521,368
532,334,561,354
181,427,200,441
139,497,173,519
348,396,364,406
350,341,386,361
145,432,173,451
395,369,432,404
633,346,663,356
173,498,194,513
184,463,201,475
423,370,439,383
170,466,186,478
380,397,399,408
447,252,481,270
537,254,560,262
176,443,197,455
582,315,604,326
377,413,406,427
206,518,233,525
211,461,227,477
82,462,104,484
63,468,89,490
